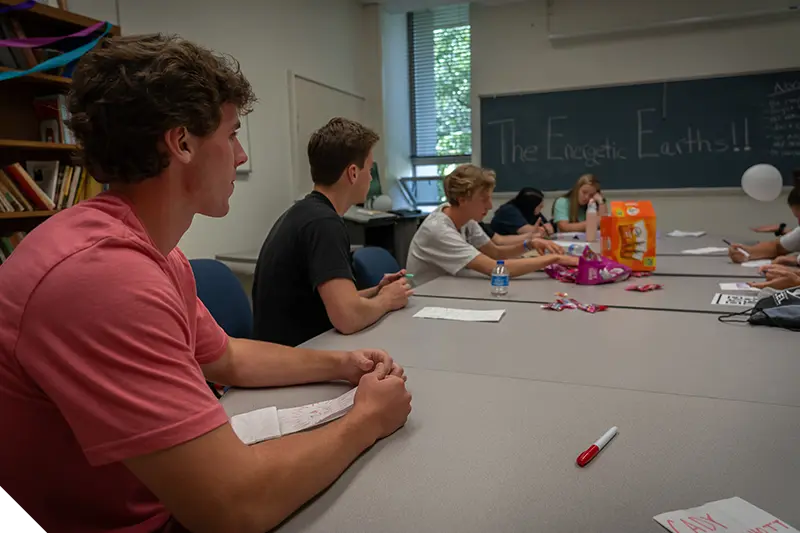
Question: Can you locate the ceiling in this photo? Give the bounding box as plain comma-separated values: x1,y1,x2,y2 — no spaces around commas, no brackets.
363,0,525,13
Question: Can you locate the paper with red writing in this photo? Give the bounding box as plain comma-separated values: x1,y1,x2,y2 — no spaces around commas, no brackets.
654,497,797,533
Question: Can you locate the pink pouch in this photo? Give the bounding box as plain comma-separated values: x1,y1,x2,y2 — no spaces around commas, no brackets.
545,247,631,285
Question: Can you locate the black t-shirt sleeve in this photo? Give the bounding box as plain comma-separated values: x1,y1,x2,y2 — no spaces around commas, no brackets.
301,217,354,289
479,221,495,238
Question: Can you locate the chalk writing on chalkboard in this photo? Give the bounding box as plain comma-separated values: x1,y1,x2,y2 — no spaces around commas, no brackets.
480,70,800,191
485,113,752,168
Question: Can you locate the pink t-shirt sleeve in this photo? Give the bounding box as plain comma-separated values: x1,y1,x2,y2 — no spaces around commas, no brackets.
194,297,229,365
15,244,229,467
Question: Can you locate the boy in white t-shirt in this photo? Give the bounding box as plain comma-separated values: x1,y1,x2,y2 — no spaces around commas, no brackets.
406,164,578,281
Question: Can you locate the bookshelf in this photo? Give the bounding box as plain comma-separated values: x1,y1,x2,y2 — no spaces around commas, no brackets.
0,1,120,37
0,2,117,260
0,210,56,220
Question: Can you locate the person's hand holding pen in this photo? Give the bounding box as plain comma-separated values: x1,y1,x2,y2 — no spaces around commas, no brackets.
723,239,751,264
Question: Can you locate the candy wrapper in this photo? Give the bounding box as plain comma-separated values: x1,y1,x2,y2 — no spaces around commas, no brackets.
630,272,652,278
625,283,663,292
544,246,631,285
542,293,608,313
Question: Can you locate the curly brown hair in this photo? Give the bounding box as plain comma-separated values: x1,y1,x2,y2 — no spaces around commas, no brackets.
67,34,256,184
307,118,379,186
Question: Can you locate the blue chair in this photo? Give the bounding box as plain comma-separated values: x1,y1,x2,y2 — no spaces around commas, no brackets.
190,259,253,398
352,246,401,289
189,259,253,339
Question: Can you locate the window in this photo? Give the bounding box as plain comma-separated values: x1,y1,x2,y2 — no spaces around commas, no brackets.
408,4,472,176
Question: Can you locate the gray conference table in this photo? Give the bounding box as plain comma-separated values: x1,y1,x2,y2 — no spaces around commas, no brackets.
550,234,753,256
302,296,799,408
652,255,764,278
654,234,754,256
413,273,760,313
216,245,364,266
222,369,800,532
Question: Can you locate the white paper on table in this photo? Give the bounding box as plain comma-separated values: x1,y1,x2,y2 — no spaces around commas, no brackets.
413,306,506,322
654,496,798,533
667,230,707,237
741,259,772,268
278,388,357,436
711,293,758,307
719,282,759,292
554,232,585,240
230,406,281,445
230,388,357,444
681,247,728,255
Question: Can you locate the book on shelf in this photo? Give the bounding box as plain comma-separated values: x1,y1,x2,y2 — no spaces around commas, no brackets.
0,161,103,214
33,95,75,144
0,231,27,264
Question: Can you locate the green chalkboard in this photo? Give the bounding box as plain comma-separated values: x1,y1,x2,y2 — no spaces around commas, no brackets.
480,70,800,192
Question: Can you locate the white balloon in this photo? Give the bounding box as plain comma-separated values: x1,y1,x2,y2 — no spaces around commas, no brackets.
741,164,783,202
371,194,394,211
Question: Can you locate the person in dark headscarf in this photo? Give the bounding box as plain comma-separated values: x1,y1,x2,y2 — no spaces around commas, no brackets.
490,187,554,237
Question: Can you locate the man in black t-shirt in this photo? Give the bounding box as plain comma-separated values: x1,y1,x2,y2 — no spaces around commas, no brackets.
252,118,413,347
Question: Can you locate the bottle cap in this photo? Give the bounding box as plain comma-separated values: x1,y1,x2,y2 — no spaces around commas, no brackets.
497,260,505,265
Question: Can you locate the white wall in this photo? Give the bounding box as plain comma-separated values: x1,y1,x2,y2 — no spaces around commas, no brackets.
72,0,374,259
380,9,414,206
472,0,800,235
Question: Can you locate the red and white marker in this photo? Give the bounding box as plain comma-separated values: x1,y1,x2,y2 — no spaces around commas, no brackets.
576,426,618,467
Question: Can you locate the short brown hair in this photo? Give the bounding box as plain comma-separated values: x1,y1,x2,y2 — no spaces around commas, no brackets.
444,164,496,206
307,118,379,186
67,34,256,184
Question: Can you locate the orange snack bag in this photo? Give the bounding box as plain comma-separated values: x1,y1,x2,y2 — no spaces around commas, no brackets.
600,200,656,272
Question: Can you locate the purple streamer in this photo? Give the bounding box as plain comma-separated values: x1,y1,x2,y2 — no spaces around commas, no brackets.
0,20,106,48
0,0,36,16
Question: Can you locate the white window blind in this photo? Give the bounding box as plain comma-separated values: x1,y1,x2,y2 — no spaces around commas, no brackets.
409,4,472,163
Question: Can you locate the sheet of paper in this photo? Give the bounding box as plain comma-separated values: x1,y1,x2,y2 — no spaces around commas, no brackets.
231,388,357,444
719,282,759,292
711,293,758,307
230,406,281,445
278,388,357,436
413,306,506,322
554,232,585,240
741,259,772,268
654,496,798,533
668,230,707,237
681,247,728,255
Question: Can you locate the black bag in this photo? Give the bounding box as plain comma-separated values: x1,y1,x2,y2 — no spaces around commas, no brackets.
718,287,800,331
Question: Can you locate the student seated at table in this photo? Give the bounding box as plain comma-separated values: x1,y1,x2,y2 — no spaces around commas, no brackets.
0,35,411,533
406,164,577,280
479,221,545,245
490,187,554,237
252,118,412,347
551,173,608,233
729,183,800,264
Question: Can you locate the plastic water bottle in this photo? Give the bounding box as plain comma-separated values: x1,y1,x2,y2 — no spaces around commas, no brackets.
586,199,598,242
491,260,509,296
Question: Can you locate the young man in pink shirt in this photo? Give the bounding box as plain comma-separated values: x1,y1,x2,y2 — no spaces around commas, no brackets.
0,35,411,533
